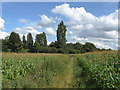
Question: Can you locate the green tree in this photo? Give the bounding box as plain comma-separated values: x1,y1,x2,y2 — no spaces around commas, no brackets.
26,33,33,52
73,42,85,53
49,41,59,48
8,32,23,52
84,42,97,52
22,35,27,49
36,32,47,47
33,41,40,53
2,36,10,52
57,21,67,48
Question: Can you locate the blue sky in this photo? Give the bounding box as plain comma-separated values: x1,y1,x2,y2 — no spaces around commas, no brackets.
3,2,117,32
0,2,118,49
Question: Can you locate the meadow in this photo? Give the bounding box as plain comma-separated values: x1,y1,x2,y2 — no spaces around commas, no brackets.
2,51,120,88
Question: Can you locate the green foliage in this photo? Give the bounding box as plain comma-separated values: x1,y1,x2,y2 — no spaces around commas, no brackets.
83,42,97,52
2,21,99,53
36,32,47,47
2,51,119,88
2,53,70,88
57,21,67,48
73,51,119,88
26,33,33,52
2,36,10,52
67,42,85,53
22,35,27,49
8,32,23,52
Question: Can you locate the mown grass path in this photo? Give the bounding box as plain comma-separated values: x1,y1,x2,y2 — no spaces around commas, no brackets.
55,57,73,88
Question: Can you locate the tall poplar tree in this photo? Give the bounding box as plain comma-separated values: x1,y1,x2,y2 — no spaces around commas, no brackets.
22,35,27,49
26,33,33,52
57,21,67,48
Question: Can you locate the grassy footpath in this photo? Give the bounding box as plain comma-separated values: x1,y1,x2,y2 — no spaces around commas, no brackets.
2,51,120,88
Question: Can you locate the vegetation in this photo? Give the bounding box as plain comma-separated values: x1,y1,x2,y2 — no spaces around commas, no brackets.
1,20,118,89
26,33,33,52
8,32,23,52
1,21,104,54
56,21,67,48
2,51,119,88
2,53,71,88
35,32,47,47
72,51,119,88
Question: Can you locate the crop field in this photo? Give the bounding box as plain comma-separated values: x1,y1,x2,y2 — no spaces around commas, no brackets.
2,51,120,88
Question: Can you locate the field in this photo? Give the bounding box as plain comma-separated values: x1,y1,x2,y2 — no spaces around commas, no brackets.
2,51,120,88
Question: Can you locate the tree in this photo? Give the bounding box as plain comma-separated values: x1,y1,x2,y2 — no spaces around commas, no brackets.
26,33,33,52
73,42,85,53
33,41,40,53
57,21,67,48
36,32,47,47
2,36,10,52
49,41,59,48
8,32,23,52
22,35,27,49
84,42,97,52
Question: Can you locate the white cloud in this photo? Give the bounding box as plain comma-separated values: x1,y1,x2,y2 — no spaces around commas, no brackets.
52,3,97,26
13,27,42,41
52,3,118,50
0,18,9,39
37,15,56,26
71,25,84,30
0,17,5,30
47,41,51,45
44,27,56,36
19,19,28,23
0,31,9,39
13,27,41,35
33,25,42,29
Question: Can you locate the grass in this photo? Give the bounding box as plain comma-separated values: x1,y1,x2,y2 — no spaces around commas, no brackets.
2,51,120,88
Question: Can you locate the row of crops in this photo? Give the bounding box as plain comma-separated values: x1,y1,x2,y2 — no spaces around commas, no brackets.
72,51,120,88
2,51,120,88
2,53,71,88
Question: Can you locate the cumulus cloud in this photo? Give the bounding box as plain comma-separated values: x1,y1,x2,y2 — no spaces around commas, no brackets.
13,27,41,35
0,31,9,39
44,27,56,36
13,27,42,41
37,15,56,26
33,25,42,29
0,17,9,39
52,3,118,50
0,17,5,30
52,3,97,26
19,19,28,23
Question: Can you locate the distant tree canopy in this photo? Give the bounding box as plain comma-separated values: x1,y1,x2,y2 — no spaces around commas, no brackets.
36,32,47,47
2,21,105,53
26,33,33,52
8,32,23,52
2,36,9,52
83,42,97,52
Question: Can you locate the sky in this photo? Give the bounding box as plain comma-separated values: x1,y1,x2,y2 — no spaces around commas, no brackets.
0,2,118,50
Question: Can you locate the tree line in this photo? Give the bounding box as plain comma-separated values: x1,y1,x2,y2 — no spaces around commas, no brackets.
1,21,112,53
